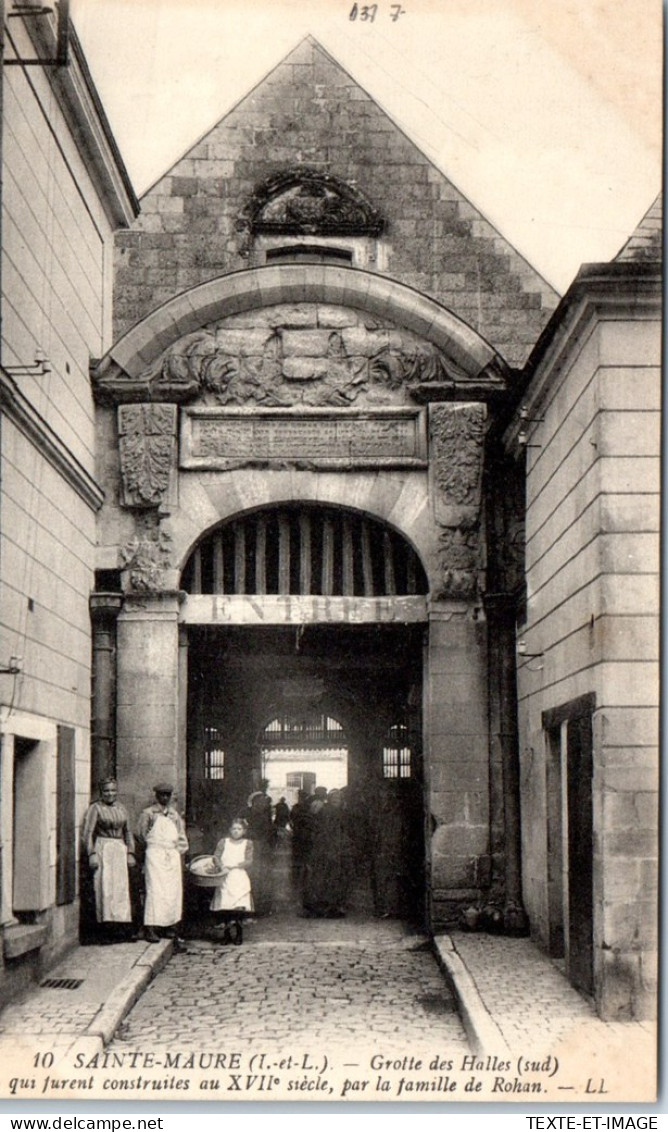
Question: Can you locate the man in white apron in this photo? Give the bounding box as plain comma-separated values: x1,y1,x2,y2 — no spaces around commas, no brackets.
136,784,188,944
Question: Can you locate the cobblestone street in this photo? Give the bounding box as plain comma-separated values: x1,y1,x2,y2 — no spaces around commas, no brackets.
110,916,469,1061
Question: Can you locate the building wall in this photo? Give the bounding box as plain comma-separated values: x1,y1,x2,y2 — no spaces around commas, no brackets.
2,55,113,464
515,284,660,1019
0,13,134,999
113,38,557,368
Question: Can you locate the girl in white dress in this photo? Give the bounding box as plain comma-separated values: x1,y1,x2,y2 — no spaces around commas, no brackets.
210,818,254,944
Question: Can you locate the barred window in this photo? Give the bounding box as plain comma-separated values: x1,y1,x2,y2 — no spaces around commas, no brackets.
382,723,412,779
204,727,225,780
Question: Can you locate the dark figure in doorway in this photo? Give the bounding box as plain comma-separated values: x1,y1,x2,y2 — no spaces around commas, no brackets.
303,789,350,917
371,779,422,918
247,790,274,914
340,785,373,907
82,778,136,943
289,789,312,891
274,796,290,838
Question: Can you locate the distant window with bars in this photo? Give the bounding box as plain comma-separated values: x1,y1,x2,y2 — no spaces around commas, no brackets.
204,727,225,780
181,505,428,598
382,723,412,779
263,714,345,747
286,771,317,791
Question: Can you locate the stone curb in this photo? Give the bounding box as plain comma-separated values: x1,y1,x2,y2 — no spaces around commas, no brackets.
433,933,510,1055
84,940,173,1046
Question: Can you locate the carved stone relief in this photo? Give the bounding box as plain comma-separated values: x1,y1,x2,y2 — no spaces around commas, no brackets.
132,305,475,410
433,528,483,601
118,403,177,509
429,403,487,526
486,453,526,596
120,515,173,593
242,169,385,237
429,403,487,600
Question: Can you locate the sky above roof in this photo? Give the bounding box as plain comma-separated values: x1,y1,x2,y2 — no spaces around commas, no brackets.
70,0,661,293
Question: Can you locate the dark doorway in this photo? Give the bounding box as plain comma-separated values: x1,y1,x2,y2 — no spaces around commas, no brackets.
542,694,595,997
566,710,594,995
185,623,426,925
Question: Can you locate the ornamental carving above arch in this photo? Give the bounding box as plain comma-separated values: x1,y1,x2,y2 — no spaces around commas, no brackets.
117,304,485,409
239,168,385,238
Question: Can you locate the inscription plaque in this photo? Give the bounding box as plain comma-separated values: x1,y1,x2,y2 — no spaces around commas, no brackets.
180,408,426,469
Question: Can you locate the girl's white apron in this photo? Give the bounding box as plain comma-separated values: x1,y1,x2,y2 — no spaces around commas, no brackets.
210,838,253,912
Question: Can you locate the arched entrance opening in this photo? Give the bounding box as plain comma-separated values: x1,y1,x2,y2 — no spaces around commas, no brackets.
182,503,428,925
260,711,349,804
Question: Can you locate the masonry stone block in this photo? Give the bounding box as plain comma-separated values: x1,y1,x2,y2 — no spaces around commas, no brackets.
600,762,658,793
601,791,657,834
603,900,657,949
598,950,642,1021
216,328,273,355
597,366,661,411
599,319,661,367
603,829,658,858
600,858,641,903
601,574,660,617
596,411,660,458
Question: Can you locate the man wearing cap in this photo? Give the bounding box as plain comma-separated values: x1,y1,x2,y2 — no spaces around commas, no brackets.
136,784,188,944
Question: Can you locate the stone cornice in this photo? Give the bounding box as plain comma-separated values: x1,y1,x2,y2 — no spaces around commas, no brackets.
20,13,138,227
0,368,104,511
502,261,662,451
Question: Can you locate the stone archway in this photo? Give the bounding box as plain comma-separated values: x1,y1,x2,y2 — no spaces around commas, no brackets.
184,619,426,924
94,263,510,391
92,264,518,932
177,499,429,924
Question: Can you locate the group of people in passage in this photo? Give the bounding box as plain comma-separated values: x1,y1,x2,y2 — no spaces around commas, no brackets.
82,777,368,948
83,779,262,948
83,779,189,947
291,786,352,918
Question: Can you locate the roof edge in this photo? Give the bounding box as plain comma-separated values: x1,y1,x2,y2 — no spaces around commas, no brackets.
19,8,139,225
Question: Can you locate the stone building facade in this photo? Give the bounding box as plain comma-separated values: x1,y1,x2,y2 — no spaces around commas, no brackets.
505,202,661,1018
1,24,656,1023
87,37,659,1020
94,37,561,938
0,8,137,1003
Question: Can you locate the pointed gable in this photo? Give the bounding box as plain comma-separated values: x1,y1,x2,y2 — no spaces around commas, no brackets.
615,194,662,263
114,36,558,367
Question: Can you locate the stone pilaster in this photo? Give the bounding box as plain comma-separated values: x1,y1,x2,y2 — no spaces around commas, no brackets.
484,592,528,935
425,600,489,925
115,591,185,822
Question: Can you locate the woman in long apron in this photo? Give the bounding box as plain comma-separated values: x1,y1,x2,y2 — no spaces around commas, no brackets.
82,779,135,942
137,784,189,943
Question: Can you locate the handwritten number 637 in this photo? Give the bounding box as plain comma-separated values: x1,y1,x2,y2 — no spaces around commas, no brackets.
349,5,406,22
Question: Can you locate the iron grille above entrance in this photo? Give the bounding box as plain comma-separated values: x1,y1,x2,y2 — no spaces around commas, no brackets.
181,505,428,598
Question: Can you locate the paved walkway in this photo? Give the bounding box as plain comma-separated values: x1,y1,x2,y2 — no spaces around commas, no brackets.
112,919,467,1057
435,932,656,1103
0,921,656,1103
0,939,171,1091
